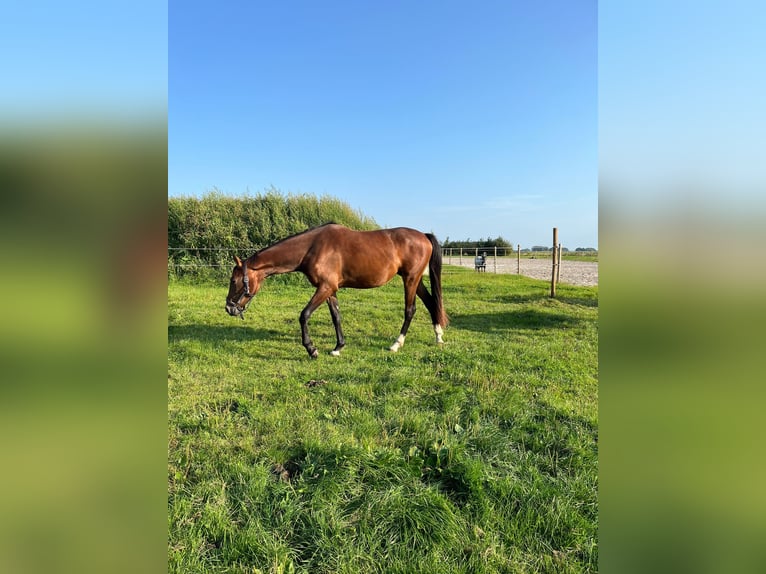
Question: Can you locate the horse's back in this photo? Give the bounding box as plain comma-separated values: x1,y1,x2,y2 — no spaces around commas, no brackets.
310,225,431,288
320,225,428,254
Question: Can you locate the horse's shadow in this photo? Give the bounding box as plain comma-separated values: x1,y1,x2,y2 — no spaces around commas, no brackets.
487,293,597,308
168,324,289,344
451,309,583,333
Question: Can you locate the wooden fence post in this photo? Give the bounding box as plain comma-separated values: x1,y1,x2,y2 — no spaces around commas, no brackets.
550,228,558,297
556,242,562,284
517,244,520,274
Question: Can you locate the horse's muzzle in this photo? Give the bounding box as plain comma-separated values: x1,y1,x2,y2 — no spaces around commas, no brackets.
225,302,244,318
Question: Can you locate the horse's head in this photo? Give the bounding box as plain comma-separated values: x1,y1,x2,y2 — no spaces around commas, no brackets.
225,256,261,319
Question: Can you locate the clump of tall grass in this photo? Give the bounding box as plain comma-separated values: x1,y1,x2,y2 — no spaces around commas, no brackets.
168,188,378,281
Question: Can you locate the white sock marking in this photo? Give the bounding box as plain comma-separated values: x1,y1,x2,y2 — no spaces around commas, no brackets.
389,334,406,352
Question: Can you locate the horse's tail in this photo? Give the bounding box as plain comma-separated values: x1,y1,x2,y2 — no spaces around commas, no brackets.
426,233,449,327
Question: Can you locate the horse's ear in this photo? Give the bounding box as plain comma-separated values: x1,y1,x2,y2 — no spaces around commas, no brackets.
234,255,243,267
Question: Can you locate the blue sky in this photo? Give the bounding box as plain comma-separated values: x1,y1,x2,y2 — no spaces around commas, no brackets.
3,2,762,250
0,1,166,118
170,1,597,249
600,0,766,216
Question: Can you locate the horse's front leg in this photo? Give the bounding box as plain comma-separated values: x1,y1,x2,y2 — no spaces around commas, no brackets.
299,287,332,359
326,295,345,356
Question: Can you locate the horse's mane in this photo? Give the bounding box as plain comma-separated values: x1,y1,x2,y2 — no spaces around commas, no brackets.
256,222,340,253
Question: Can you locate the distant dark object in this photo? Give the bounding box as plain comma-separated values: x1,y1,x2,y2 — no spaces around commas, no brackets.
474,254,487,272
225,223,449,358
305,379,327,388
272,462,300,482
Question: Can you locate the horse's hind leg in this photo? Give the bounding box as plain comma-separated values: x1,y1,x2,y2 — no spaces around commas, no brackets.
326,295,345,356
390,277,419,352
417,280,444,344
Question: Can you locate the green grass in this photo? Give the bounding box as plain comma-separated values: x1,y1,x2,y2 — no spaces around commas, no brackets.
560,254,598,263
168,268,598,573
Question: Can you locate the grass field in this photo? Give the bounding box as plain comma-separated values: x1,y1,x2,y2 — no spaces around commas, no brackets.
168,267,598,573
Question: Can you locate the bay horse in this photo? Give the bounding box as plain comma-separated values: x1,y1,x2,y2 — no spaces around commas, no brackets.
225,223,448,358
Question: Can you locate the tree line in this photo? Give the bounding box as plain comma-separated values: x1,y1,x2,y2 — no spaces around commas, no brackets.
441,236,514,249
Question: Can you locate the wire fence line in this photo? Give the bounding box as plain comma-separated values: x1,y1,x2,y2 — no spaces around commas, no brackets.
168,248,597,256
168,246,596,276
168,246,263,269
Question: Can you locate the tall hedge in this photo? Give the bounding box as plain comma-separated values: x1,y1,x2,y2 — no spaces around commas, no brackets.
168,189,378,279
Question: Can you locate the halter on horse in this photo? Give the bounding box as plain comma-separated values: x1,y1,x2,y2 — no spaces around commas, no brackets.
227,260,254,319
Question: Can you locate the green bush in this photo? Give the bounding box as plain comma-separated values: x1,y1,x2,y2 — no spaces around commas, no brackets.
168,188,378,280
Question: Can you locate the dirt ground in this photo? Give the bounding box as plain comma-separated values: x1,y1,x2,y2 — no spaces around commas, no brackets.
445,256,598,287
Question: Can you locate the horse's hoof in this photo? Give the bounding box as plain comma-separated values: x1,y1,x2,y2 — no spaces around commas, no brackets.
308,348,319,359
389,335,405,352
330,350,341,357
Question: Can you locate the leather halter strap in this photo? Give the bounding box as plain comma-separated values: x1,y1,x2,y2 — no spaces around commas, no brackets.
242,262,251,297
235,261,253,311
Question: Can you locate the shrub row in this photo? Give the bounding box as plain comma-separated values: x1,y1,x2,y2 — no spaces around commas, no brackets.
168,188,378,280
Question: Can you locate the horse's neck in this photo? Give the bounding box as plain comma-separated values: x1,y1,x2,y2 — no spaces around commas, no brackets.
252,237,307,276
